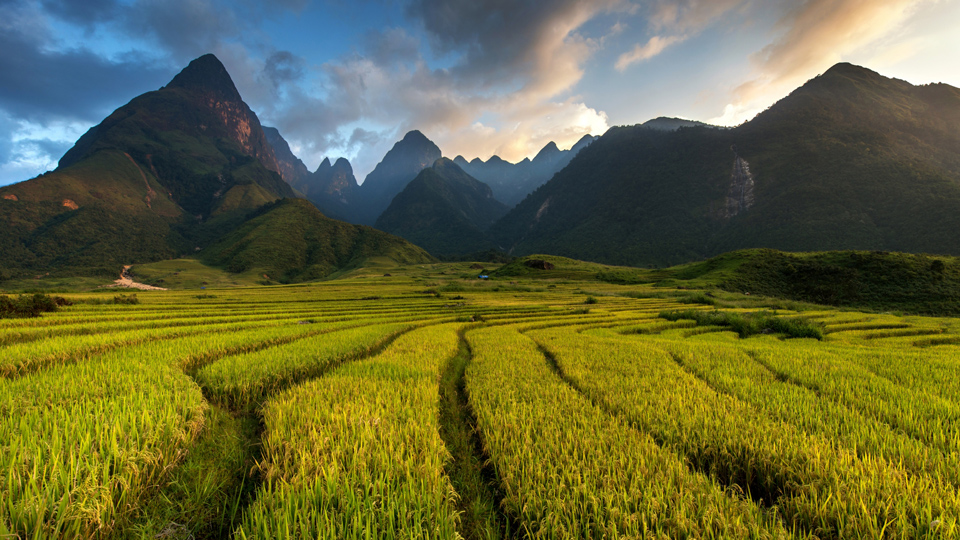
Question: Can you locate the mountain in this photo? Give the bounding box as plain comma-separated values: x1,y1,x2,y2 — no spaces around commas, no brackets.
455,134,598,207
263,126,310,188
261,127,359,220
301,157,360,220
201,198,433,282
491,63,960,267
353,130,442,225
640,117,713,131
374,158,508,255
0,54,430,282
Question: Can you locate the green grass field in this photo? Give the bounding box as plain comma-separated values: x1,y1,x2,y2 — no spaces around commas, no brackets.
2,262,959,539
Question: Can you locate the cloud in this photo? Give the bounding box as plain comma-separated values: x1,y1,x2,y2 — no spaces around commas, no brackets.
0,111,81,185
615,0,747,71
279,0,625,179
409,0,627,98
615,35,685,70
716,0,930,125
262,51,305,88
0,3,171,124
39,0,121,27
648,0,748,33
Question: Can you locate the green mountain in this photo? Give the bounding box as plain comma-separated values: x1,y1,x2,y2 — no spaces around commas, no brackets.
0,54,432,283
202,198,434,282
491,63,960,267
374,158,508,255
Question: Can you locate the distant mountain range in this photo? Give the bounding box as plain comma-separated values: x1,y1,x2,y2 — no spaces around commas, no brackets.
454,135,599,207
375,158,508,255
0,54,432,280
4,56,959,279
491,63,960,266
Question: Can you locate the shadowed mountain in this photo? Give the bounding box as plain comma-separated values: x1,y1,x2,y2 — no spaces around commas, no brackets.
490,63,960,267
0,54,431,282
454,134,598,207
261,127,361,220
353,130,442,225
300,157,360,221
375,158,508,256
201,198,434,282
263,126,310,188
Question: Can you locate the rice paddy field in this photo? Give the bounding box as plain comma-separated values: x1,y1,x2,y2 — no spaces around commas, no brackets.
3,262,960,539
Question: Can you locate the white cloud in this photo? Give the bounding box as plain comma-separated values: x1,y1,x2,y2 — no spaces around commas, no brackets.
615,35,685,70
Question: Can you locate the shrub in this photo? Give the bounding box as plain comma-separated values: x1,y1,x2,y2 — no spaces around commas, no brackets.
113,294,140,305
0,293,64,318
659,309,824,340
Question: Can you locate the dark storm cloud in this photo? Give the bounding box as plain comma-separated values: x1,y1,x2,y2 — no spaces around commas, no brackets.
262,51,306,88
0,29,171,123
39,0,121,27
347,127,381,148
121,0,242,60
363,27,420,66
406,0,625,93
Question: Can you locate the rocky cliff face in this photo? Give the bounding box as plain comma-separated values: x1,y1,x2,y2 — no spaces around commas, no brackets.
263,126,310,187
724,154,755,218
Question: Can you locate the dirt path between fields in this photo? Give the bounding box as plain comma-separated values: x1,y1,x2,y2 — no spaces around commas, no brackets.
107,265,168,290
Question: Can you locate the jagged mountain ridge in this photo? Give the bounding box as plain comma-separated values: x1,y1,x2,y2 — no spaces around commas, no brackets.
490,63,960,267
375,158,508,255
0,54,433,280
454,134,598,206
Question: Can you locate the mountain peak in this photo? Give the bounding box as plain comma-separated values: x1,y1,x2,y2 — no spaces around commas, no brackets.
167,53,242,102
533,141,561,162
315,157,332,173
333,157,353,173
822,62,872,77
402,130,431,144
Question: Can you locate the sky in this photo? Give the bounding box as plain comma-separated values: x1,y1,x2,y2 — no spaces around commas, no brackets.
0,0,958,186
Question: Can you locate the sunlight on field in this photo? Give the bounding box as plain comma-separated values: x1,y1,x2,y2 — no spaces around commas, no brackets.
2,268,959,539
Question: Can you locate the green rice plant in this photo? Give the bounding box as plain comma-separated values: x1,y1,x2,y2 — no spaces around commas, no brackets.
237,324,464,539
464,324,792,539
528,327,958,538
0,350,206,539
196,322,424,410
0,316,391,538
747,342,960,458
660,339,960,487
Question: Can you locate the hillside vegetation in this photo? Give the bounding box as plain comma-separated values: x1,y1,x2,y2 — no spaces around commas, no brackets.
492,63,960,266
201,198,435,283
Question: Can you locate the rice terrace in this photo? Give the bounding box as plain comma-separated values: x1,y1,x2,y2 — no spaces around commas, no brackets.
3,254,960,539
3,1,960,538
